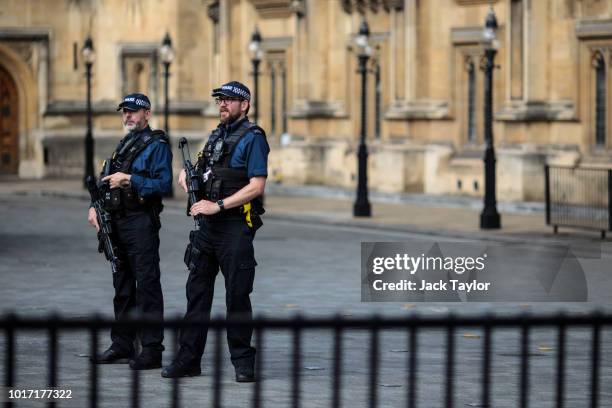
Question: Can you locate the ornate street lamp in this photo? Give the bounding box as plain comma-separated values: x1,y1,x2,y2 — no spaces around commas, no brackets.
353,20,372,217
372,45,381,140
249,27,263,124
160,32,174,197
82,36,95,188
480,7,501,229
290,0,306,17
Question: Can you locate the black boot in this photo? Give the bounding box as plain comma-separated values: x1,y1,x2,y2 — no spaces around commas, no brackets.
90,346,133,364
129,348,162,370
235,365,255,383
161,360,201,378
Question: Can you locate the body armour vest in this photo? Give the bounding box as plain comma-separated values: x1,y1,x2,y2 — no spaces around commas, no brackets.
196,118,266,215
102,127,168,212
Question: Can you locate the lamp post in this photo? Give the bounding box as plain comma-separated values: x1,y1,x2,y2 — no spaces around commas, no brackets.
353,20,372,217
82,36,95,188
372,46,381,140
249,27,263,124
480,7,501,229
160,32,174,197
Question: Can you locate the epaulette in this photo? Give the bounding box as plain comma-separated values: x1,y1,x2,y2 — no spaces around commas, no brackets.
246,124,267,139
150,129,170,143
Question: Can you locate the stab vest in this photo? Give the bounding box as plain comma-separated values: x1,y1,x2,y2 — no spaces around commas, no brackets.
196,118,266,215
102,127,168,212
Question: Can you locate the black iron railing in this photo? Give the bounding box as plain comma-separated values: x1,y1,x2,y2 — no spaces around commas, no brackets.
545,165,612,238
1,313,611,408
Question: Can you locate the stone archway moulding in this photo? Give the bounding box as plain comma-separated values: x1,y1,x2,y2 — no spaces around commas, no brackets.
0,28,50,178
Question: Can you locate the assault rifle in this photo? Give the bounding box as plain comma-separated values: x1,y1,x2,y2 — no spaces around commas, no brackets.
178,137,208,227
86,175,121,274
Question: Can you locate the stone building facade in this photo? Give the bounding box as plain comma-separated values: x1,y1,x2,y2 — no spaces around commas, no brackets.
1,0,611,202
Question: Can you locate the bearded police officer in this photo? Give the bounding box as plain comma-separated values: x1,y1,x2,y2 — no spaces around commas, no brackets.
87,93,172,370
162,81,269,381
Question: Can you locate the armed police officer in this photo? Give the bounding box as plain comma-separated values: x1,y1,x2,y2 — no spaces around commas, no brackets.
87,93,172,370
162,81,269,382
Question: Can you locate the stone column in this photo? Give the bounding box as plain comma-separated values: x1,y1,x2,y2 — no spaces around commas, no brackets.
404,0,418,102
524,0,549,101
218,0,231,83
37,42,48,120
204,1,219,92
307,0,327,101
293,0,309,101
389,6,404,101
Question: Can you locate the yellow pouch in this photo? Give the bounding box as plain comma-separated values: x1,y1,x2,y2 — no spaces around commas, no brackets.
243,202,253,228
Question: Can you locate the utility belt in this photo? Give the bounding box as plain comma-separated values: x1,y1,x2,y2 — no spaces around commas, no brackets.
202,202,263,231
102,186,162,228
109,205,163,230
111,208,151,220
102,186,149,213
204,204,249,221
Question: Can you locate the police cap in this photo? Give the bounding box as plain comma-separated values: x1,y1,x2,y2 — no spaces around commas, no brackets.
117,93,152,111
211,81,251,101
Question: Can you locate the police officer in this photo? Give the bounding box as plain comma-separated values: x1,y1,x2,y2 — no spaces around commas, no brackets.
161,81,269,381
87,93,172,370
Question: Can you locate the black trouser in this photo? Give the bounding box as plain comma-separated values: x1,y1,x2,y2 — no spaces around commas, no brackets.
110,211,164,354
179,218,256,368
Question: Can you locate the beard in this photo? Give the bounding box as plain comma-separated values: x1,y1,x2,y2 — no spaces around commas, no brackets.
220,109,241,124
123,119,144,133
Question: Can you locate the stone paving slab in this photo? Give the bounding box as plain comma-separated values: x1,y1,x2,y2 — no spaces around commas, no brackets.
0,178,607,245
0,187,611,407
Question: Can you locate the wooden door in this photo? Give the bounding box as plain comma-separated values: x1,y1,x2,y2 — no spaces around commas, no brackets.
0,66,19,174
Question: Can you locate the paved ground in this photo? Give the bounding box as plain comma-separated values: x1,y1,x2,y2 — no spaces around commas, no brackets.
1,177,609,242
0,185,611,407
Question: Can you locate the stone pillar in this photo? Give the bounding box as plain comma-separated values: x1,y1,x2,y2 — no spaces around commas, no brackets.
404,0,418,102
218,0,231,83
293,1,309,101
389,6,404,101
37,41,48,120
307,0,327,101
204,0,221,118
525,0,549,101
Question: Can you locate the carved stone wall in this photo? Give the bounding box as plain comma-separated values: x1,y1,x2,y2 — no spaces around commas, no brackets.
1,0,611,202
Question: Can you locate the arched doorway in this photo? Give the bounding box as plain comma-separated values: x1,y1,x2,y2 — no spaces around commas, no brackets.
0,65,19,174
